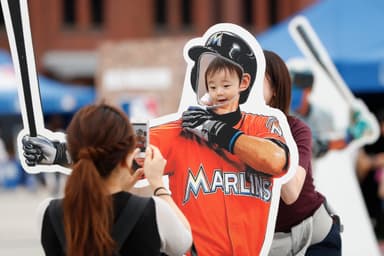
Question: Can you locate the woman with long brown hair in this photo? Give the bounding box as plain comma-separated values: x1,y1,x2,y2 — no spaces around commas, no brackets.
37,103,192,256
263,50,342,255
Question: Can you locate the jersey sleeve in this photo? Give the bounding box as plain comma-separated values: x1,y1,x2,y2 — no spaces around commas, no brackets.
149,122,178,158
256,115,287,143
291,119,312,173
246,114,289,173
149,120,182,176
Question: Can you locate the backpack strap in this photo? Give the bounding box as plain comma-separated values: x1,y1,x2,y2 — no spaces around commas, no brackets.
111,194,151,251
47,199,66,252
47,195,150,254
191,243,198,256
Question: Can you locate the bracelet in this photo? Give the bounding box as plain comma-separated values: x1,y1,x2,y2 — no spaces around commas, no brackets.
155,193,172,197
153,186,170,196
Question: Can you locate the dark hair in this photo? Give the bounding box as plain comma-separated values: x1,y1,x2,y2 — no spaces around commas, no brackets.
205,56,243,90
376,108,384,123
264,50,292,116
63,103,136,256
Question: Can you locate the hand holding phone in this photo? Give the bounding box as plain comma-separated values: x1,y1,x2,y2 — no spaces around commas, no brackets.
132,122,149,171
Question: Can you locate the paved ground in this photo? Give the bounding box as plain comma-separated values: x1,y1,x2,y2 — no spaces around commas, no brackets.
0,186,51,255
1,183,384,256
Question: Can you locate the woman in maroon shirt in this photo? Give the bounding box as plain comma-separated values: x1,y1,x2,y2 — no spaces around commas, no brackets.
263,50,342,256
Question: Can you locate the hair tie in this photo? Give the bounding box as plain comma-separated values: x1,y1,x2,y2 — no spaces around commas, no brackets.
78,148,92,160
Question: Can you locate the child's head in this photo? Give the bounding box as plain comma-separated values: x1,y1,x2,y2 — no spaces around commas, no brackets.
205,56,243,89
203,56,250,114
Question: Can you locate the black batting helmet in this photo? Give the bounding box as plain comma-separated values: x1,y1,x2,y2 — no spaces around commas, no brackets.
188,31,257,104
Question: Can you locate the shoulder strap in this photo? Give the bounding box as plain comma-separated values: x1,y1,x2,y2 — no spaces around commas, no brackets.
47,195,150,254
47,199,66,251
191,243,198,256
112,194,151,251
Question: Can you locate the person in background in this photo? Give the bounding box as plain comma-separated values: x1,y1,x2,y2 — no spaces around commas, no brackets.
287,58,368,159
356,108,384,239
29,104,192,256
0,130,8,164
263,50,342,255
0,129,10,187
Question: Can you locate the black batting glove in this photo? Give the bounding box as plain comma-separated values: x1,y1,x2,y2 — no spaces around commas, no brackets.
182,106,213,127
22,135,70,166
182,106,243,153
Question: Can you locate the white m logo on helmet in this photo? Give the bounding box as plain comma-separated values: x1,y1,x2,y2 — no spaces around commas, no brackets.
207,33,223,47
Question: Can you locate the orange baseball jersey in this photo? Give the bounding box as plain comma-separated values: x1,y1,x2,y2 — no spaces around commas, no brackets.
150,112,287,256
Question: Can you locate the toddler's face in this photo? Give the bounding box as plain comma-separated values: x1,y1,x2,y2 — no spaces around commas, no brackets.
206,69,241,114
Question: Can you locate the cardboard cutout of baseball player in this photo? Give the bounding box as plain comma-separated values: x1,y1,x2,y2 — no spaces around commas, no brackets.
288,16,381,256
3,1,298,252
288,16,379,151
148,23,298,255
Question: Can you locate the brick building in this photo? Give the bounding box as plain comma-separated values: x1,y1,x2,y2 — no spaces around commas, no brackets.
0,0,315,81
0,0,316,116
0,0,317,156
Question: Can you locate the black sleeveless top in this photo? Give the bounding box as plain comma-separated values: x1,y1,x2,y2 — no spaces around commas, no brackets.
41,192,162,255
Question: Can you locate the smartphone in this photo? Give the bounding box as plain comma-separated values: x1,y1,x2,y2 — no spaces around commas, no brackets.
132,122,149,171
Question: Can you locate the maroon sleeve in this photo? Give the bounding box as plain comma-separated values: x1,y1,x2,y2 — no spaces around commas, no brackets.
288,116,312,173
